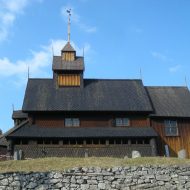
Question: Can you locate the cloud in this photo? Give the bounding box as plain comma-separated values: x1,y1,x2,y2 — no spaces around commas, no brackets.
0,0,42,42
0,39,91,85
61,5,97,33
151,51,172,62
169,65,181,73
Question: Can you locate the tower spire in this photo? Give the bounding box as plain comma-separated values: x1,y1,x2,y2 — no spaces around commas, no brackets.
67,9,71,43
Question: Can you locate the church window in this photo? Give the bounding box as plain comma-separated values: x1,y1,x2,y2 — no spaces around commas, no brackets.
115,118,129,126
164,120,178,136
65,118,80,127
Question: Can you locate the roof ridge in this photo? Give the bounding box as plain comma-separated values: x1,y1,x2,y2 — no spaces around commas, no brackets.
29,78,52,81
84,79,142,81
146,86,188,88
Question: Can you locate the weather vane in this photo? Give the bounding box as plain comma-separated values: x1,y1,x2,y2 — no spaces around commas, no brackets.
67,9,71,43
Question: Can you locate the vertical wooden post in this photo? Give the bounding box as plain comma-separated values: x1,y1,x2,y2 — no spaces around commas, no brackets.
7,140,13,160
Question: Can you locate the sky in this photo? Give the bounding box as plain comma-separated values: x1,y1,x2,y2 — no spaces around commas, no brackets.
0,0,190,132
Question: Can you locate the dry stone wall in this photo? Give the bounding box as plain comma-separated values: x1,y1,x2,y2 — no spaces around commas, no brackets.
1,166,190,189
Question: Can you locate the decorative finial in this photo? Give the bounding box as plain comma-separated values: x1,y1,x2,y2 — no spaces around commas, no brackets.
67,9,71,43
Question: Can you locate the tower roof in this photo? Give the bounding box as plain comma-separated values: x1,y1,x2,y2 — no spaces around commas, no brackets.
61,42,75,52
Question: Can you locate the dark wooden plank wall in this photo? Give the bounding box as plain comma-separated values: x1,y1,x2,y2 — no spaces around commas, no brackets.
30,114,150,128
151,118,190,157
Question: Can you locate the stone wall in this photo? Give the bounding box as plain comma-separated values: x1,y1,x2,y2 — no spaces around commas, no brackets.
1,166,190,189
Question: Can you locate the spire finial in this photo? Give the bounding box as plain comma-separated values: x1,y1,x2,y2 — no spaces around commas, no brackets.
67,9,71,43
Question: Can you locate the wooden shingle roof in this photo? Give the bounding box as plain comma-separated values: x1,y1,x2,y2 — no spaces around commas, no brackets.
146,86,190,117
52,56,84,71
61,42,75,52
22,79,153,112
12,110,28,119
7,124,158,138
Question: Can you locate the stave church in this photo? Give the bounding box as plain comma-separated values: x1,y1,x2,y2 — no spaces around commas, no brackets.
1,12,190,159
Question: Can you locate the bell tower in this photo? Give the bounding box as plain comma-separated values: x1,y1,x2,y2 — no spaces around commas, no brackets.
52,9,84,88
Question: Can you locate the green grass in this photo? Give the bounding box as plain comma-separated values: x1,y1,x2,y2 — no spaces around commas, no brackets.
0,157,190,173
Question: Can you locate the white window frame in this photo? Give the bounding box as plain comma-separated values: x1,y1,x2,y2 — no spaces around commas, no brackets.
115,118,129,127
65,118,80,127
164,120,178,136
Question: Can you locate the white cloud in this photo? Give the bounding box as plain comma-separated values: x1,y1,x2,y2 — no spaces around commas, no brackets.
61,5,97,33
169,65,181,73
0,39,91,84
151,51,173,62
0,0,42,42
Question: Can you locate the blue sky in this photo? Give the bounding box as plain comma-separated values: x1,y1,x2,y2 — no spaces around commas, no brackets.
0,0,190,132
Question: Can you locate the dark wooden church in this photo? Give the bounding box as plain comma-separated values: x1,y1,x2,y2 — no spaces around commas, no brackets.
1,13,190,159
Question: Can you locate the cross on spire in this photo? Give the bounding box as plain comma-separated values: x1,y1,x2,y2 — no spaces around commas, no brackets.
67,9,71,43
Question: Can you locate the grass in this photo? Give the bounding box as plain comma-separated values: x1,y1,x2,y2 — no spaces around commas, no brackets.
0,157,190,173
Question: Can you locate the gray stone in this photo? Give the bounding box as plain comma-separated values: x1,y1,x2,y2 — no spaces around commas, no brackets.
89,184,97,190
50,178,61,184
55,182,63,188
62,178,70,183
178,149,187,159
76,179,84,184
61,188,67,190
11,180,20,187
35,184,49,190
0,175,4,180
107,176,115,181
7,187,14,190
179,171,190,176
112,167,119,173
0,178,8,186
156,175,171,181
82,167,88,173
26,182,37,189
185,182,190,188
158,181,165,186
54,173,63,178
98,183,106,189
87,180,97,184
0,186,6,190
124,156,128,159
81,184,90,190
132,150,141,158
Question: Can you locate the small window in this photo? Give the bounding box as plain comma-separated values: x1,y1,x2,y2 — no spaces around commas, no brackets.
65,118,80,127
164,120,178,136
73,118,80,127
115,118,129,126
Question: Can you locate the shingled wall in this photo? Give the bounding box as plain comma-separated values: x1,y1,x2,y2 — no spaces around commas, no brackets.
0,166,190,189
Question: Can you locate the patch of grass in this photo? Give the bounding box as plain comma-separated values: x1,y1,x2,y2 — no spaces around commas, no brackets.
0,157,189,173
